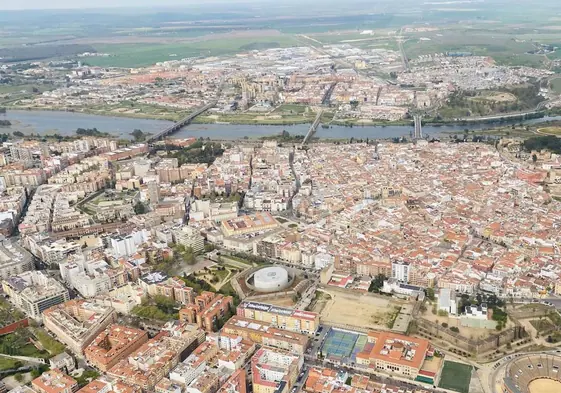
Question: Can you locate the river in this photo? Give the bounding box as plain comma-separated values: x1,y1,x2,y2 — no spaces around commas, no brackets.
2,110,561,140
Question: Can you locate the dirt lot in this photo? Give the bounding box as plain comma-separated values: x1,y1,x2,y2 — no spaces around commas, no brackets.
315,290,401,330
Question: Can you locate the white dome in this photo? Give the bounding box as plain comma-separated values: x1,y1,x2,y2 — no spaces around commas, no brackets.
253,266,290,292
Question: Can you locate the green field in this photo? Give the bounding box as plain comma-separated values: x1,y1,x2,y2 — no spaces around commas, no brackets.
438,361,473,393
85,36,300,68
402,28,549,67
551,78,561,94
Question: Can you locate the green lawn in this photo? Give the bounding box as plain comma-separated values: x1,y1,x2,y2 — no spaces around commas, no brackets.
33,329,66,355
0,331,49,359
86,36,299,68
0,356,23,371
438,361,473,393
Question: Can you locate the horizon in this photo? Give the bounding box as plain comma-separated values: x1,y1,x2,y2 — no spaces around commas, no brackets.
0,0,290,11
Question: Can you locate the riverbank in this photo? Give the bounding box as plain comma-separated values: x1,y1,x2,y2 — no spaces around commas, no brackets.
4,108,561,141
9,104,560,128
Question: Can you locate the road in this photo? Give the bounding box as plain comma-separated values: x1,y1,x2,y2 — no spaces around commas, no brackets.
396,27,409,72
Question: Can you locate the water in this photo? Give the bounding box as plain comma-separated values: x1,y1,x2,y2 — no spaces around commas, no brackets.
2,110,561,140
2,110,174,139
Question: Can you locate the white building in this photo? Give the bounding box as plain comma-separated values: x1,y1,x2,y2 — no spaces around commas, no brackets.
39,239,81,266
391,261,410,282
2,271,70,320
172,226,204,253
170,360,206,387
189,200,238,222
314,253,333,270
0,239,34,280
437,288,458,316
110,229,149,257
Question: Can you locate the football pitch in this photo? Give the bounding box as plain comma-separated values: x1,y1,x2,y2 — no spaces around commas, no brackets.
438,361,473,393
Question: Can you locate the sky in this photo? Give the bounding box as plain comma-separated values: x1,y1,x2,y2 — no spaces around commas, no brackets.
0,0,226,10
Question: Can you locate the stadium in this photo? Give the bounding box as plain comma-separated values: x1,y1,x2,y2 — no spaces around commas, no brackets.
503,353,561,393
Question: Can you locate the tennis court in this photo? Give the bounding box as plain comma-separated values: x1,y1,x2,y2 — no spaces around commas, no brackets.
321,328,366,362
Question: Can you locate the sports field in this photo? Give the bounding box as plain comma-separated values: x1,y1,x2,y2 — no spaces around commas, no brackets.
321,328,369,362
438,361,473,393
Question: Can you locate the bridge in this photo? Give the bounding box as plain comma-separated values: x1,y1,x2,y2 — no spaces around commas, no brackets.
301,110,323,147
146,101,217,143
413,114,423,139
321,82,338,106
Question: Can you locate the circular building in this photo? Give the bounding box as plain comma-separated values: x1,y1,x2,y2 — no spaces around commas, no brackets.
503,353,561,393
247,266,292,293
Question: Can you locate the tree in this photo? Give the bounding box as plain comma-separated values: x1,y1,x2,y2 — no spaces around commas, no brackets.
134,202,146,215
532,153,538,163
13,130,24,137
426,288,435,301
368,274,387,293
131,129,147,142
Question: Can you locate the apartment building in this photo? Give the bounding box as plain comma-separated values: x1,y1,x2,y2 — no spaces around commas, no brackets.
251,348,302,393
0,239,34,280
78,379,141,393
236,302,319,335
85,325,148,371
139,273,195,305
217,369,247,393
107,332,185,392
222,316,309,354
179,292,233,332
172,226,205,253
2,271,70,320
32,369,79,393
43,300,116,354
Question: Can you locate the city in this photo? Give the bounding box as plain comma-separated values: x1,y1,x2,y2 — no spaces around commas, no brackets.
1,2,561,393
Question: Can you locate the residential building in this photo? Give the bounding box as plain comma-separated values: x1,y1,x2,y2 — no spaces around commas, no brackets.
236,302,319,335
2,271,69,320
391,261,410,283
32,369,79,393
173,226,205,253
85,325,148,371
179,293,233,332
43,300,116,354
251,348,302,393
139,273,195,305
217,369,246,393
78,379,142,393
49,353,75,374
107,331,188,392
222,316,309,354
0,239,34,280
